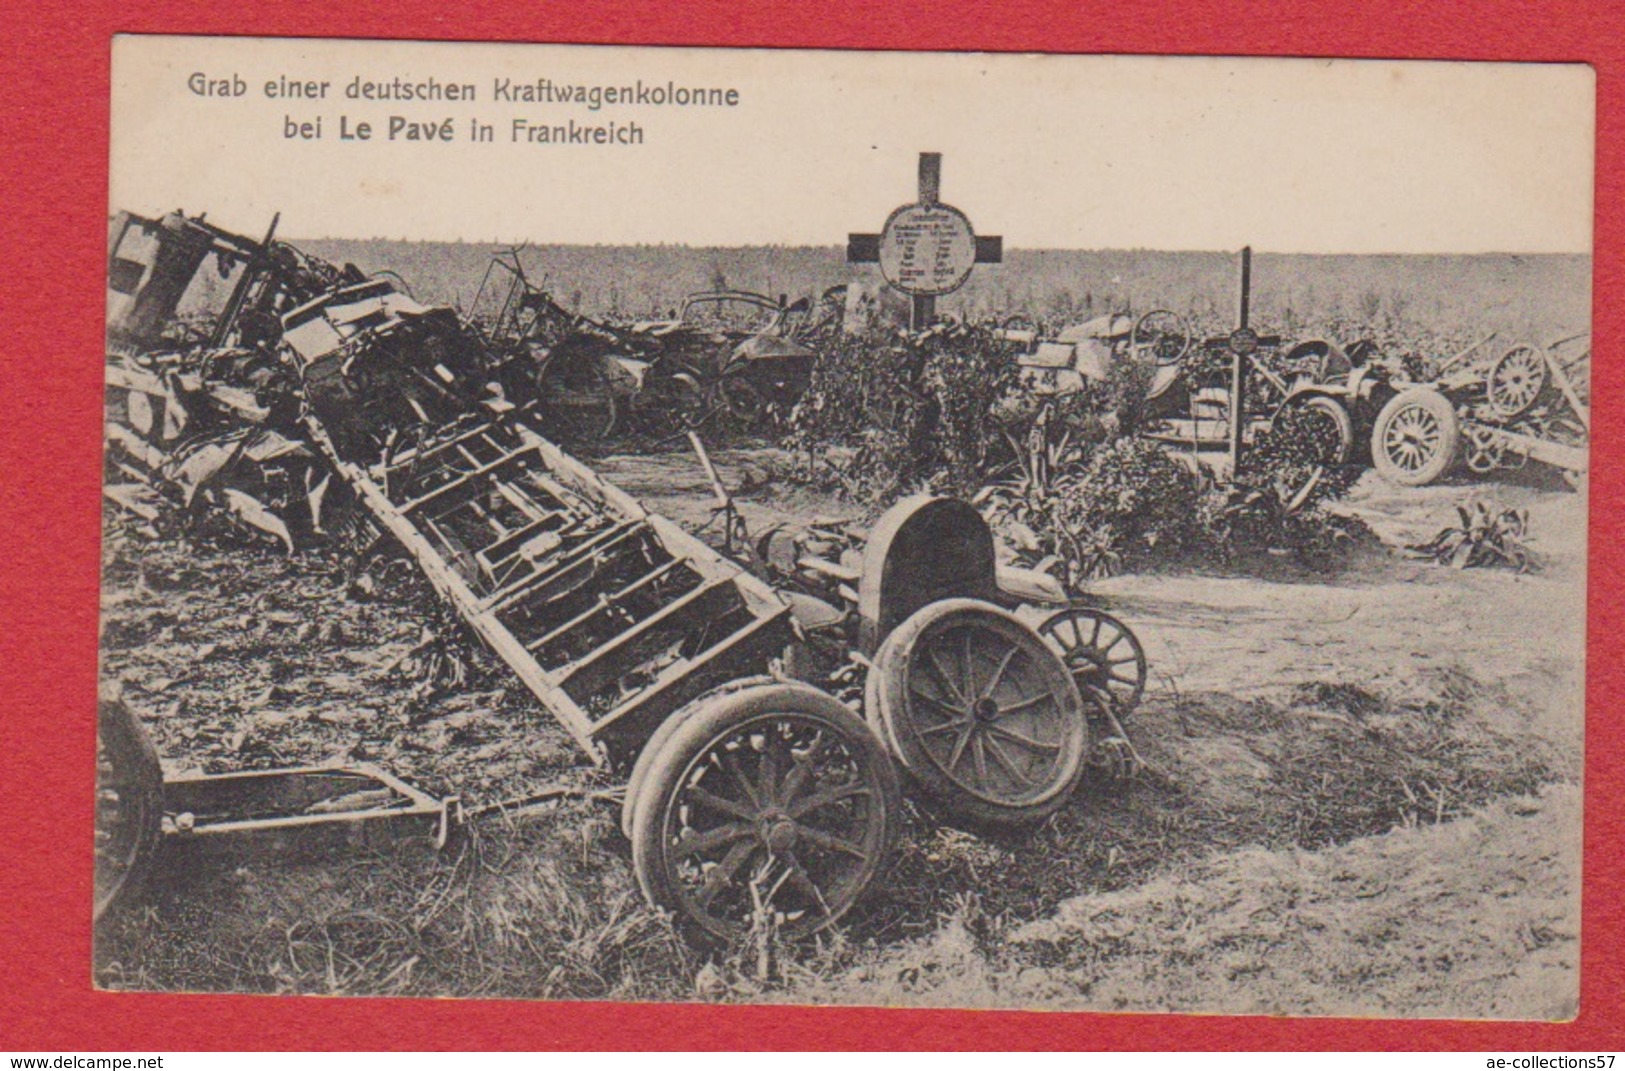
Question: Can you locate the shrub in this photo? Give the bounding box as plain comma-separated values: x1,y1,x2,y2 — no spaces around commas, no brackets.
979,402,1369,585
1406,502,1533,571
1059,438,1203,563
785,323,1020,502
981,427,1203,589
1243,400,1364,513
788,322,1372,584
1193,481,1369,571
1185,394,1371,569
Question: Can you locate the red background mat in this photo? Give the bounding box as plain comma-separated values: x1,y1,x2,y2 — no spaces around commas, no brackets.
0,0,1618,1050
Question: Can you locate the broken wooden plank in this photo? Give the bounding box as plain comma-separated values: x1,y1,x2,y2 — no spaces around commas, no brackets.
105,421,171,472
1483,426,1588,473
511,423,649,521
1544,349,1591,432
481,519,648,616
104,484,161,521
555,578,733,693
588,608,793,739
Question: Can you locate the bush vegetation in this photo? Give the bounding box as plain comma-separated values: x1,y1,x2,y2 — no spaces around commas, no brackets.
782,323,1018,502
784,321,1371,588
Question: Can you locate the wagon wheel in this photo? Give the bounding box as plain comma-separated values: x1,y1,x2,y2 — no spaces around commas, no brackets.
538,354,618,444
621,675,778,840
867,598,1089,828
95,697,164,923
1371,387,1460,487
1037,607,1148,718
629,681,900,943
1131,309,1193,366
1485,344,1546,421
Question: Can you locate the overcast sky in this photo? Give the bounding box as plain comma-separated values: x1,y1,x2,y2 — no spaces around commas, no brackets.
111,36,1595,254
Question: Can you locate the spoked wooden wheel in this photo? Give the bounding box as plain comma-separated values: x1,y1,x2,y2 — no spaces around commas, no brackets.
95,697,164,923
868,598,1089,828
621,676,777,840
1131,309,1193,366
538,355,618,444
1371,387,1460,487
1486,344,1547,420
630,682,900,943
1038,607,1148,718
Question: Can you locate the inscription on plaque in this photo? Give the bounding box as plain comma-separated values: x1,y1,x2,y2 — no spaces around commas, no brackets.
877,203,977,297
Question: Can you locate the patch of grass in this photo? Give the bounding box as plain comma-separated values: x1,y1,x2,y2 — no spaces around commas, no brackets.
98,806,697,1001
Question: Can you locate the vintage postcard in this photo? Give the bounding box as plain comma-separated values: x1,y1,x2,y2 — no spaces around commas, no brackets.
96,34,1593,1019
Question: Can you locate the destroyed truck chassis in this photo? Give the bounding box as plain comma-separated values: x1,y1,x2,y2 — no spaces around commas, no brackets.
100,399,1154,942
101,405,1150,943
304,407,1149,942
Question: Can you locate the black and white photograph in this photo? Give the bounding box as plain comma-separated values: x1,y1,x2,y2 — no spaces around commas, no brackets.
95,35,1593,1019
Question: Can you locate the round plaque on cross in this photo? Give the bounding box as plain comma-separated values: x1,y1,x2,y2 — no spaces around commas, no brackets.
877,203,978,297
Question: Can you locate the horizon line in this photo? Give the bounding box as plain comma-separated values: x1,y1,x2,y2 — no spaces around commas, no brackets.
283,237,1594,258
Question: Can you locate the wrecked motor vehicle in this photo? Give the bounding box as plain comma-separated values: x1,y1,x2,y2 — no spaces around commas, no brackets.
104,211,541,547
471,249,827,443
995,299,1589,488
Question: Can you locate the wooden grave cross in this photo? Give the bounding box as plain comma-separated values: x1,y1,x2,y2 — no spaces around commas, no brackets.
1226,245,1257,473
847,152,1002,330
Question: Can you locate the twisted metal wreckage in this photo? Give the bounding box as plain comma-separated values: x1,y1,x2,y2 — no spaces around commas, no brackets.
98,210,1152,943
998,278,1590,489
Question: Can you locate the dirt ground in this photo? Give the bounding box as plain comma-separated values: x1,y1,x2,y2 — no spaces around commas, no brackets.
784,783,1579,1020
95,448,1585,1016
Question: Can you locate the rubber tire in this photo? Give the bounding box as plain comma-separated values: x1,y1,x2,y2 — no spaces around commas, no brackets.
629,680,901,943
620,675,777,840
1287,395,1355,467
94,696,164,923
866,597,1089,831
1371,387,1461,487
